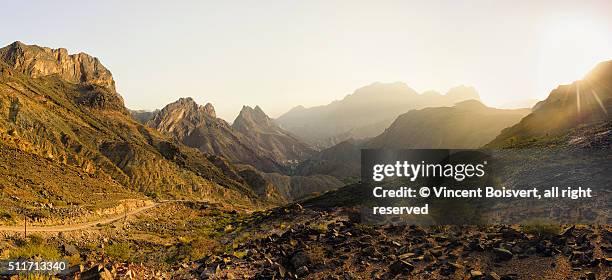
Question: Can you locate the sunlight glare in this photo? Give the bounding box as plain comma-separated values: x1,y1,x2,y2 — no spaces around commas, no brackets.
536,18,612,99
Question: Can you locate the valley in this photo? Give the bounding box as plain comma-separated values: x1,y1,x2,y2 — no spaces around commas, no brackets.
0,41,610,279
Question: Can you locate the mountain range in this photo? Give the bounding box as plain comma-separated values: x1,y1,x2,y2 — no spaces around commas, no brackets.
145,97,285,173
368,99,531,149
0,42,261,213
294,100,531,181
1,40,610,279
144,98,341,200
276,82,482,147
5,41,606,206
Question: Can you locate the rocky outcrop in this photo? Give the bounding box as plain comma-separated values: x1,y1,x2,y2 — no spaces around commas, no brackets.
0,41,126,112
147,97,217,134
233,105,315,163
147,98,284,173
0,41,115,90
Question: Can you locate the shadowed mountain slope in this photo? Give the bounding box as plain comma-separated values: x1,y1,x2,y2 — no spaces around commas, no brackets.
294,101,529,181
232,105,315,164
368,100,531,149
487,60,612,148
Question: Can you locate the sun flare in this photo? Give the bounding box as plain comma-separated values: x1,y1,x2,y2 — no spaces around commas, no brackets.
536,18,612,99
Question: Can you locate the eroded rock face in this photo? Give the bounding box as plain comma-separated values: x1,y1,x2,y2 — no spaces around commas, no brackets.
0,41,115,90
146,98,285,173
0,41,126,112
147,97,217,135
233,105,316,163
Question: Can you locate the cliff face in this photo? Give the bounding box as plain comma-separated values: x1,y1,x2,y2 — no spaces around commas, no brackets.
0,41,115,90
0,41,126,112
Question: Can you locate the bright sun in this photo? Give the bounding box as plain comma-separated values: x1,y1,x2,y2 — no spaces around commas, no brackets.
536,18,612,98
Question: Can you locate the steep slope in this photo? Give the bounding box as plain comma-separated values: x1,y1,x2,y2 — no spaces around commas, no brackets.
232,105,315,164
0,42,258,216
276,82,481,147
146,98,284,173
487,60,612,148
146,99,344,201
367,100,530,149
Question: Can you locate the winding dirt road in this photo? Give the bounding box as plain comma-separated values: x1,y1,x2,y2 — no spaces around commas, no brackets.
0,202,161,233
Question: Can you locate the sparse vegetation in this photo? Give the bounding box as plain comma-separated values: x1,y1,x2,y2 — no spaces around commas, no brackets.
9,237,61,260
104,242,132,262
521,220,562,237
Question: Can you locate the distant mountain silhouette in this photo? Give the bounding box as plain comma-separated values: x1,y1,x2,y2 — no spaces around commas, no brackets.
368,100,530,149
276,82,481,147
296,101,529,181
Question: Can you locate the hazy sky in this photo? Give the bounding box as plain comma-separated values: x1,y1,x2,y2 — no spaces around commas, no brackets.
1,0,611,120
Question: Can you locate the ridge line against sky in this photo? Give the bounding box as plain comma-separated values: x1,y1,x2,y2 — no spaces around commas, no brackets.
1,0,611,120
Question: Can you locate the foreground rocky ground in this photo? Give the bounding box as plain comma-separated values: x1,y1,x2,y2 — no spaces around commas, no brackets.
1,202,610,279
189,206,611,279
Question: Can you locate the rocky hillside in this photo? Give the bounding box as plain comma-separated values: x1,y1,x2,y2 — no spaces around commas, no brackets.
146,98,284,173
0,41,260,217
488,61,612,148
145,99,343,201
276,82,481,147
232,105,315,164
368,100,530,149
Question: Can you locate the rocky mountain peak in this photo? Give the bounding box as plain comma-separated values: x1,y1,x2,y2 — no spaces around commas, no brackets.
204,102,216,118
351,82,418,99
233,105,274,131
146,98,221,137
0,41,116,91
231,105,316,163
162,98,216,117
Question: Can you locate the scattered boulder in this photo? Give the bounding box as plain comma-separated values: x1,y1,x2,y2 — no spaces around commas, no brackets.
493,248,513,261
81,264,113,280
